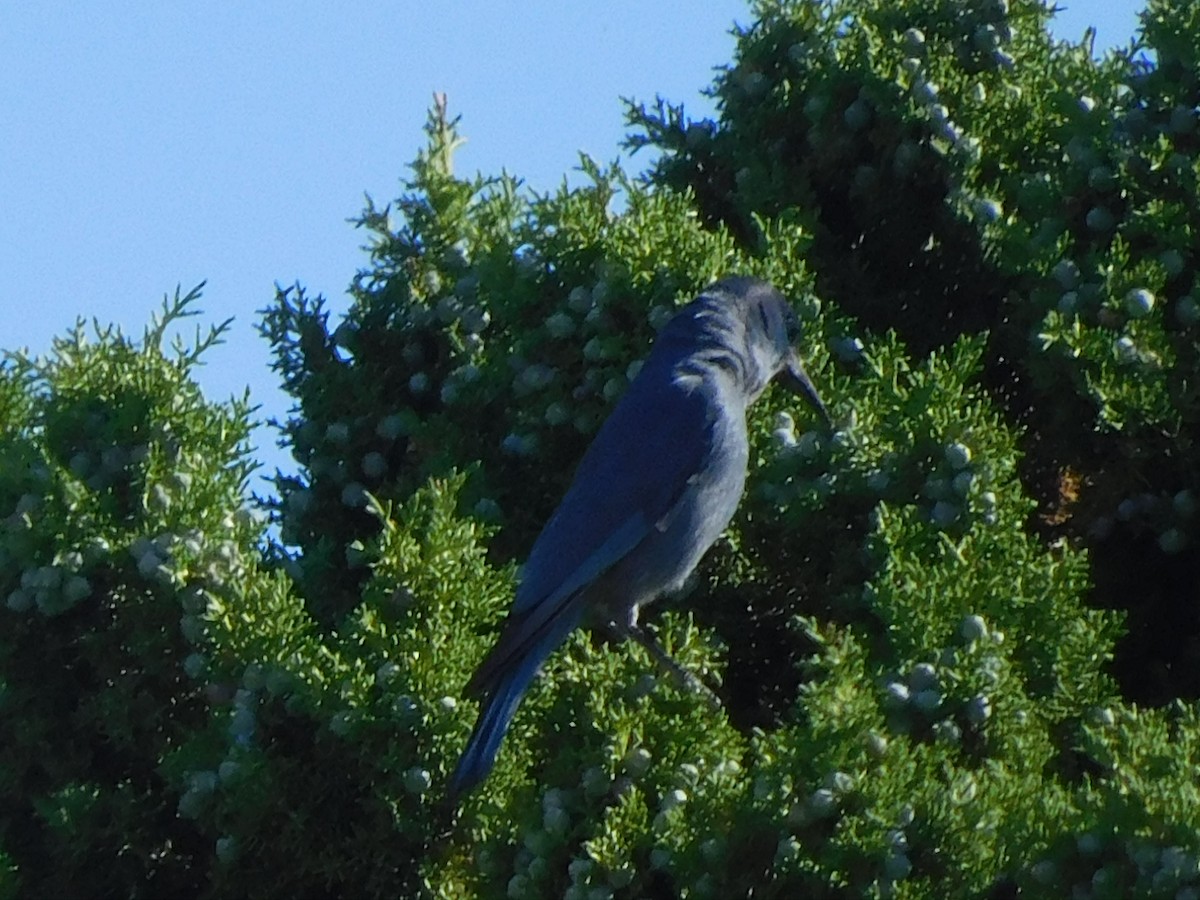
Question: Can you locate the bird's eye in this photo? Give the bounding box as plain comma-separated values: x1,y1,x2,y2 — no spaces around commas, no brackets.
782,305,802,342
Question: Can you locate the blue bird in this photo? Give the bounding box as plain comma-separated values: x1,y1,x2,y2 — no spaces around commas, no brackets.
449,275,831,798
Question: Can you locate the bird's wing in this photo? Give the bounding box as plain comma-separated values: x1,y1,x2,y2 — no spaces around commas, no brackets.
519,370,716,609
465,368,717,695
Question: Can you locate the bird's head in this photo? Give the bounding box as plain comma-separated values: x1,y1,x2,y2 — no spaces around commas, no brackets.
718,276,832,427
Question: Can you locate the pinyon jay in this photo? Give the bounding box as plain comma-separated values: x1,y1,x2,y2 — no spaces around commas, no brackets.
449,275,830,797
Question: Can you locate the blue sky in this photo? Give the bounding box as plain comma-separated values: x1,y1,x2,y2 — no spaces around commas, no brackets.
1,2,1144,484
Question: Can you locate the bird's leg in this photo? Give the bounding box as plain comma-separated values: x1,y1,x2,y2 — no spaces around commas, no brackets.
613,621,722,709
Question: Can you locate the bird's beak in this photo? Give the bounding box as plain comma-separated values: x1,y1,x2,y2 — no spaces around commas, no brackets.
778,350,832,428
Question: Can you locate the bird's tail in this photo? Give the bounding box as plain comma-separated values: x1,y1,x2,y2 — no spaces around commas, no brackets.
448,608,583,800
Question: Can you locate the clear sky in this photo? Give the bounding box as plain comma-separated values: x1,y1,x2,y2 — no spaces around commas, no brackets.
1,2,1144,484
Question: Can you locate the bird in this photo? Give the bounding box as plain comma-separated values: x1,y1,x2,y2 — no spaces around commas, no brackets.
448,275,831,798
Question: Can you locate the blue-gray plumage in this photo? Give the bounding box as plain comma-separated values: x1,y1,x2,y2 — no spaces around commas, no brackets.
449,275,830,798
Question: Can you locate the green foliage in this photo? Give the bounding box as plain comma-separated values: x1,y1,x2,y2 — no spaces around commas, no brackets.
4,1,1200,897
628,1,1200,705
0,288,254,897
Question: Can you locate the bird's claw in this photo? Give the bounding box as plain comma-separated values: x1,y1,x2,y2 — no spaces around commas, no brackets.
617,622,723,708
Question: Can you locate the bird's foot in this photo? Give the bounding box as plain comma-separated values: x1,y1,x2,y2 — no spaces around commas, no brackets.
616,622,722,709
